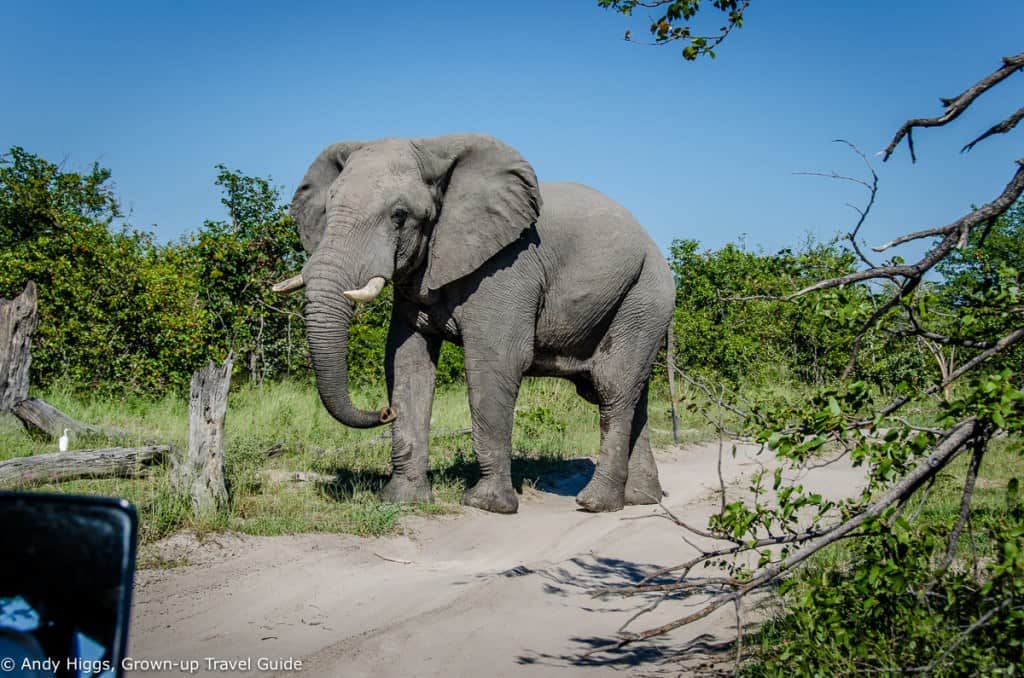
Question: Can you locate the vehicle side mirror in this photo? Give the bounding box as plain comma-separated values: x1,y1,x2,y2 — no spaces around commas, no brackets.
0,492,138,678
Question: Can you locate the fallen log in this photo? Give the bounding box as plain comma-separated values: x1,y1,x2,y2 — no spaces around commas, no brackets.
13,397,103,438
11,397,139,443
263,470,337,484
0,446,171,489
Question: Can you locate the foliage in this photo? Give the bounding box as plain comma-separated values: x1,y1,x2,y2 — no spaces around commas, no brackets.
667,235,926,389
0,149,213,391
931,198,1024,375
598,0,749,60
0,146,120,244
185,165,306,384
752,476,1024,675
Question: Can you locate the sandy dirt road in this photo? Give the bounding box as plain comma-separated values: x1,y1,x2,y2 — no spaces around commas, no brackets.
129,442,863,677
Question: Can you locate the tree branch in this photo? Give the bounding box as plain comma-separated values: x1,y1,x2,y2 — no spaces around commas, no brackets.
934,436,985,578
883,53,1024,162
962,105,1024,153
791,161,1024,298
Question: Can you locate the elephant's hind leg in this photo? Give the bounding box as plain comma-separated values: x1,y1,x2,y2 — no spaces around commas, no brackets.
576,399,635,512
576,263,672,512
625,380,662,506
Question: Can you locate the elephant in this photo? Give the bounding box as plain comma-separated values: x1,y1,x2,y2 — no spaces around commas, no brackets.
273,134,675,514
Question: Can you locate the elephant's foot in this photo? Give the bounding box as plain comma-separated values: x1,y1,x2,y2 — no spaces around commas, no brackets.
625,470,663,506
576,475,625,513
380,475,434,504
462,477,518,514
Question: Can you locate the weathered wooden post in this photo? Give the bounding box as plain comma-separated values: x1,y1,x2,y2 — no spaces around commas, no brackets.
172,356,233,515
0,281,38,414
666,327,681,444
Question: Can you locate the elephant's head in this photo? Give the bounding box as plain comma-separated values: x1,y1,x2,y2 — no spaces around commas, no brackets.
276,134,542,428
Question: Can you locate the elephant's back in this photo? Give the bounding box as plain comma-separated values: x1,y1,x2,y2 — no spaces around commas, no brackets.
537,182,648,237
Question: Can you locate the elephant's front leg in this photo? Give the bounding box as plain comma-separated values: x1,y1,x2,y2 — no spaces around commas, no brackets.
381,312,440,504
461,349,525,514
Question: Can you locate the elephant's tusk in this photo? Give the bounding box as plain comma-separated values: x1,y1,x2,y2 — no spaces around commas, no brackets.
271,274,305,294
343,276,387,303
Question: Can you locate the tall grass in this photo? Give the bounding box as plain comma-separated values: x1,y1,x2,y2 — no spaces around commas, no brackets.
0,376,705,547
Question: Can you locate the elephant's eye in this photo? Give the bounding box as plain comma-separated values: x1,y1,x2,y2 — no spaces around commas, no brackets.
391,207,409,228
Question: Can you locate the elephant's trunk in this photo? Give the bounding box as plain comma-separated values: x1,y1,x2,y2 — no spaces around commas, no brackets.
304,251,394,429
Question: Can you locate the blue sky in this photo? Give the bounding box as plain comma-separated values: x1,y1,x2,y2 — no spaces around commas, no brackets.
2,1,1022,258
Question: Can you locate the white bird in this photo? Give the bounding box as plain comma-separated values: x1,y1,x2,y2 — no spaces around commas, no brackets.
58,428,69,453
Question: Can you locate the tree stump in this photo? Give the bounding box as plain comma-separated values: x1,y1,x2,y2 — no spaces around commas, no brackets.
0,281,38,413
171,357,233,515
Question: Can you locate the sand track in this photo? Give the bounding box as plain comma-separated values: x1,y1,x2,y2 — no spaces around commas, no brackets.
129,443,862,677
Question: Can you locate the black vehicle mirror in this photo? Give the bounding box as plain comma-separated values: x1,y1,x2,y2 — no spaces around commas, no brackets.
0,492,138,678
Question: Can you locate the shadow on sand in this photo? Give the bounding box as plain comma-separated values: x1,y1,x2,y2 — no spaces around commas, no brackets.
308,452,596,502
512,556,740,673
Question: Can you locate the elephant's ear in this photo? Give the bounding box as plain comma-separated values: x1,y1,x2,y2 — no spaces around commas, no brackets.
290,142,365,254
414,134,542,291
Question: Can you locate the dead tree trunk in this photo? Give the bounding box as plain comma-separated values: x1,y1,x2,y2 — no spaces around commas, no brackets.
666,327,681,444
0,281,38,413
0,445,171,489
172,357,233,515
13,397,102,438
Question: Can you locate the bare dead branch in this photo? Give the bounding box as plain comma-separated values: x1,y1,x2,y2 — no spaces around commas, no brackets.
803,447,851,470
936,436,985,575
255,297,304,321
718,294,792,303
717,398,728,516
883,53,1024,162
792,161,1024,299
906,475,938,525
798,140,880,268
792,170,872,191
940,326,1024,386
873,224,955,253
962,104,1024,153
884,306,998,349
733,598,744,677
623,495,728,542
891,417,946,436
597,527,836,596
671,364,751,420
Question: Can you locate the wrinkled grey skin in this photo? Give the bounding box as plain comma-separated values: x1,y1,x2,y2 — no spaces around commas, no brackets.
289,134,674,513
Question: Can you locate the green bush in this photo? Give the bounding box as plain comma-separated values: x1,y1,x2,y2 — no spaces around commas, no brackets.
751,467,1024,675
